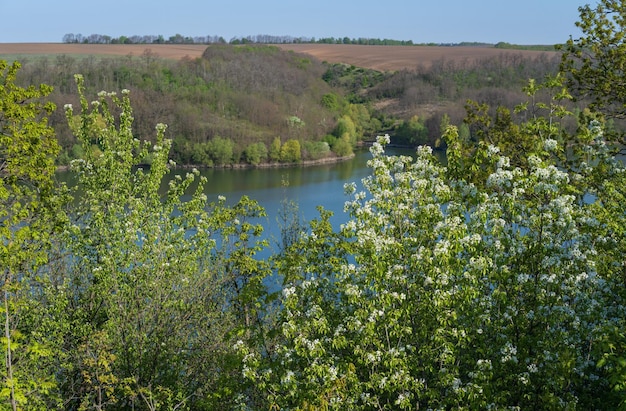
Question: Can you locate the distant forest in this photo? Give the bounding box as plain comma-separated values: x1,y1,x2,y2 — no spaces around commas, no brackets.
62,32,420,46
14,44,564,167
62,32,558,49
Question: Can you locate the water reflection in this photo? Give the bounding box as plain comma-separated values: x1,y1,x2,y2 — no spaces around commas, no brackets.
55,146,445,230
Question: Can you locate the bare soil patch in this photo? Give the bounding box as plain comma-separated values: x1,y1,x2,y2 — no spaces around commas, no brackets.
0,43,559,72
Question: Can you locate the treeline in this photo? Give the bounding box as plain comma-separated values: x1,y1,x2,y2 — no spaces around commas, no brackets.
62,32,500,47
62,32,416,46
62,32,228,45
494,41,558,51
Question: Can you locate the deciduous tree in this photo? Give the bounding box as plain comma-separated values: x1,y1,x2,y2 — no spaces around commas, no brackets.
61,74,270,410
242,93,625,409
0,60,66,410
280,139,301,163
560,0,626,125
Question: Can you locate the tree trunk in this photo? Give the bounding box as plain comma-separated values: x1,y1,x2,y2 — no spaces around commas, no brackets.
4,285,17,411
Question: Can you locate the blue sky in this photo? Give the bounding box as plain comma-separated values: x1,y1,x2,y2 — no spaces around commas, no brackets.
1,0,585,44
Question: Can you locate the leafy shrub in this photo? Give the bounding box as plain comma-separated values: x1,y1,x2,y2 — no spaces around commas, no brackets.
243,141,268,165
280,139,301,163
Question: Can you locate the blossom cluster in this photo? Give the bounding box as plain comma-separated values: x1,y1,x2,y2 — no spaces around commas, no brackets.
244,125,624,409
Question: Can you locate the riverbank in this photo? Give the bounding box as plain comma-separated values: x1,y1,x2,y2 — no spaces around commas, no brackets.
191,153,356,170
55,153,356,172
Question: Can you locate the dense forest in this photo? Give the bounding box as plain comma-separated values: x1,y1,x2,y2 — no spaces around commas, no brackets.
14,43,562,167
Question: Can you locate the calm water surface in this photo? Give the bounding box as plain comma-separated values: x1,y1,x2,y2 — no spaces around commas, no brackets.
57,147,442,250
176,147,434,236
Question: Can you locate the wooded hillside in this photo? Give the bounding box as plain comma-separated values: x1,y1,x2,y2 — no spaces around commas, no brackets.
7,43,564,165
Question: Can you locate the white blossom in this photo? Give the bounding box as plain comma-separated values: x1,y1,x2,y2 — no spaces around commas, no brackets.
487,144,501,155
543,138,558,151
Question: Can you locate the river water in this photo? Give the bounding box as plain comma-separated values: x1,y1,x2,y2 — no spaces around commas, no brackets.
177,148,382,250
56,147,443,253
194,151,371,218
55,144,623,266
183,147,442,238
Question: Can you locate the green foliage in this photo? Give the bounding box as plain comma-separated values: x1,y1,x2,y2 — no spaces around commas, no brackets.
13,40,566,167
246,115,625,408
0,60,66,410
453,74,573,186
280,139,302,163
332,103,378,146
559,0,626,123
345,103,374,140
393,114,429,146
321,92,340,111
205,135,235,166
243,141,268,165
303,140,331,160
241,66,626,408
4,4,626,408
14,45,341,166
287,115,305,128
321,63,387,98
60,75,271,409
269,137,282,162
331,135,354,157
333,115,357,144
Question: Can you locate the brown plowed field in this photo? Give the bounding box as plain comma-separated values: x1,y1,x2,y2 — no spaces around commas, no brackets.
0,43,558,72
276,44,558,71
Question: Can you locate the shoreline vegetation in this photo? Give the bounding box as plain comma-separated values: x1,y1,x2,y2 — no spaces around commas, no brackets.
222,152,356,169
55,152,357,172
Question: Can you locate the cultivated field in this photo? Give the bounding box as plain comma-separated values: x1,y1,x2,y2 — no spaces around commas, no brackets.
0,43,559,72
276,44,559,71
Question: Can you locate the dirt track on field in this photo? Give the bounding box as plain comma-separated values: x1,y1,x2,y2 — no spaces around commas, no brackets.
0,43,558,72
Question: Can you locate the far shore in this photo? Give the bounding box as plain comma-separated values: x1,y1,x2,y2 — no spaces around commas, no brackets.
56,153,356,173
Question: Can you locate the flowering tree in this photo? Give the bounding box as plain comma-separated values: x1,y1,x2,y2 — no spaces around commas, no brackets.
242,81,626,409
60,75,271,410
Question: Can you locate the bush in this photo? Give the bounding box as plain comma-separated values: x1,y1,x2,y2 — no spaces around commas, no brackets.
280,139,301,163
205,136,234,166
303,141,330,160
269,137,281,162
331,135,353,157
243,142,268,165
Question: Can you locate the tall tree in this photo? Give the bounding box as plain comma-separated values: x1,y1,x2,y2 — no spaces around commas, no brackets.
0,60,65,410
560,0,626,125
61,75,270,410
242,84,625,409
